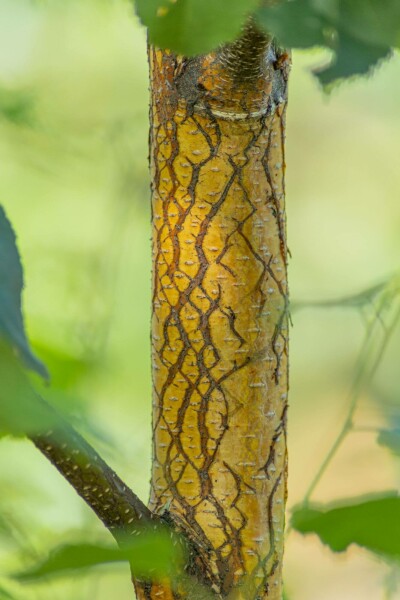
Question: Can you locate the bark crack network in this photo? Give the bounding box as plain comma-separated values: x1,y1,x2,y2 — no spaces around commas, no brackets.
149,20,290,599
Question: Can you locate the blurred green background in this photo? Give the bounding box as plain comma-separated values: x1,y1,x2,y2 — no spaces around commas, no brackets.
0,0,399,598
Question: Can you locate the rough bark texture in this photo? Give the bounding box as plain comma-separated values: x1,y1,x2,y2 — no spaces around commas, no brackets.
147,23,290,600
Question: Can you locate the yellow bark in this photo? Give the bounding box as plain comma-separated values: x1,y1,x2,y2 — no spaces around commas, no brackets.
139,25,290,600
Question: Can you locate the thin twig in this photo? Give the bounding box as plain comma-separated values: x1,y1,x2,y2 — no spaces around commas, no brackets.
303,286,400,505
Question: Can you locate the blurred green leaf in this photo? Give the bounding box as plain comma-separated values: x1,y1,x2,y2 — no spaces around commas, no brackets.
31,341,95,391
0,206,48,379
256,0,398,83
337,0,400,49
0,88,34,127
135,0,260,55
0,511,21,544
378,430,400,456
0,345,55,437
0,508,30,552
15,529,184,582
125,528,185,579
315,34,391,86
292,493,400,560
0,514,12,541
0,585,16,600
16,543,125,581
257,0,328,48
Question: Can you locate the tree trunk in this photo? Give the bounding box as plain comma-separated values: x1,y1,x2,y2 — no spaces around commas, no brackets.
143,23,290,600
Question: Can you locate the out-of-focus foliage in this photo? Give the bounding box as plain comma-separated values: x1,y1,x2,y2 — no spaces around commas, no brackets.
135,0,260,55
0,206,48,379
0,206,102,439
0,88,34,126
0,584,16,599
292,494,400,560
378,429,400,456
15,529,184,582
134,0,400,84
256,0,400,84
15,544,127,580
0,1,399,599
0,346,55,438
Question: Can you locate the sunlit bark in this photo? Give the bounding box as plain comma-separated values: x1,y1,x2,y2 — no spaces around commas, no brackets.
145,23,290,600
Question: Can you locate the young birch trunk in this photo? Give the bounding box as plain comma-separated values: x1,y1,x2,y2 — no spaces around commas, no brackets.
143,23,290,600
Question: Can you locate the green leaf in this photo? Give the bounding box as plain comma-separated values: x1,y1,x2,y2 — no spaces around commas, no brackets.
0,512,16,541
136,0,399,82
256,1,328,49
0,585,16,600
16,544,126,581
0,345,55,437
292,493,400,560
31,341,95,391
0,88,34,127
337,0,400,49
0,206,48,379
315,34,391,86
256,0,398,84
378,430,400,456
15,530,184,582
135,0,261,55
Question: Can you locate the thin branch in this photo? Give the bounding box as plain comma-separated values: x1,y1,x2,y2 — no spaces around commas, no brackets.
292,272,400,313
291,281,388,312
31,397,153,541
0,351,217,597
303,296,400,504
0,348,153,544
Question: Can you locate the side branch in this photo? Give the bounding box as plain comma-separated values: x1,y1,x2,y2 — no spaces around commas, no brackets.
0,350,152,542
1,351,211,597
32,401,153,541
